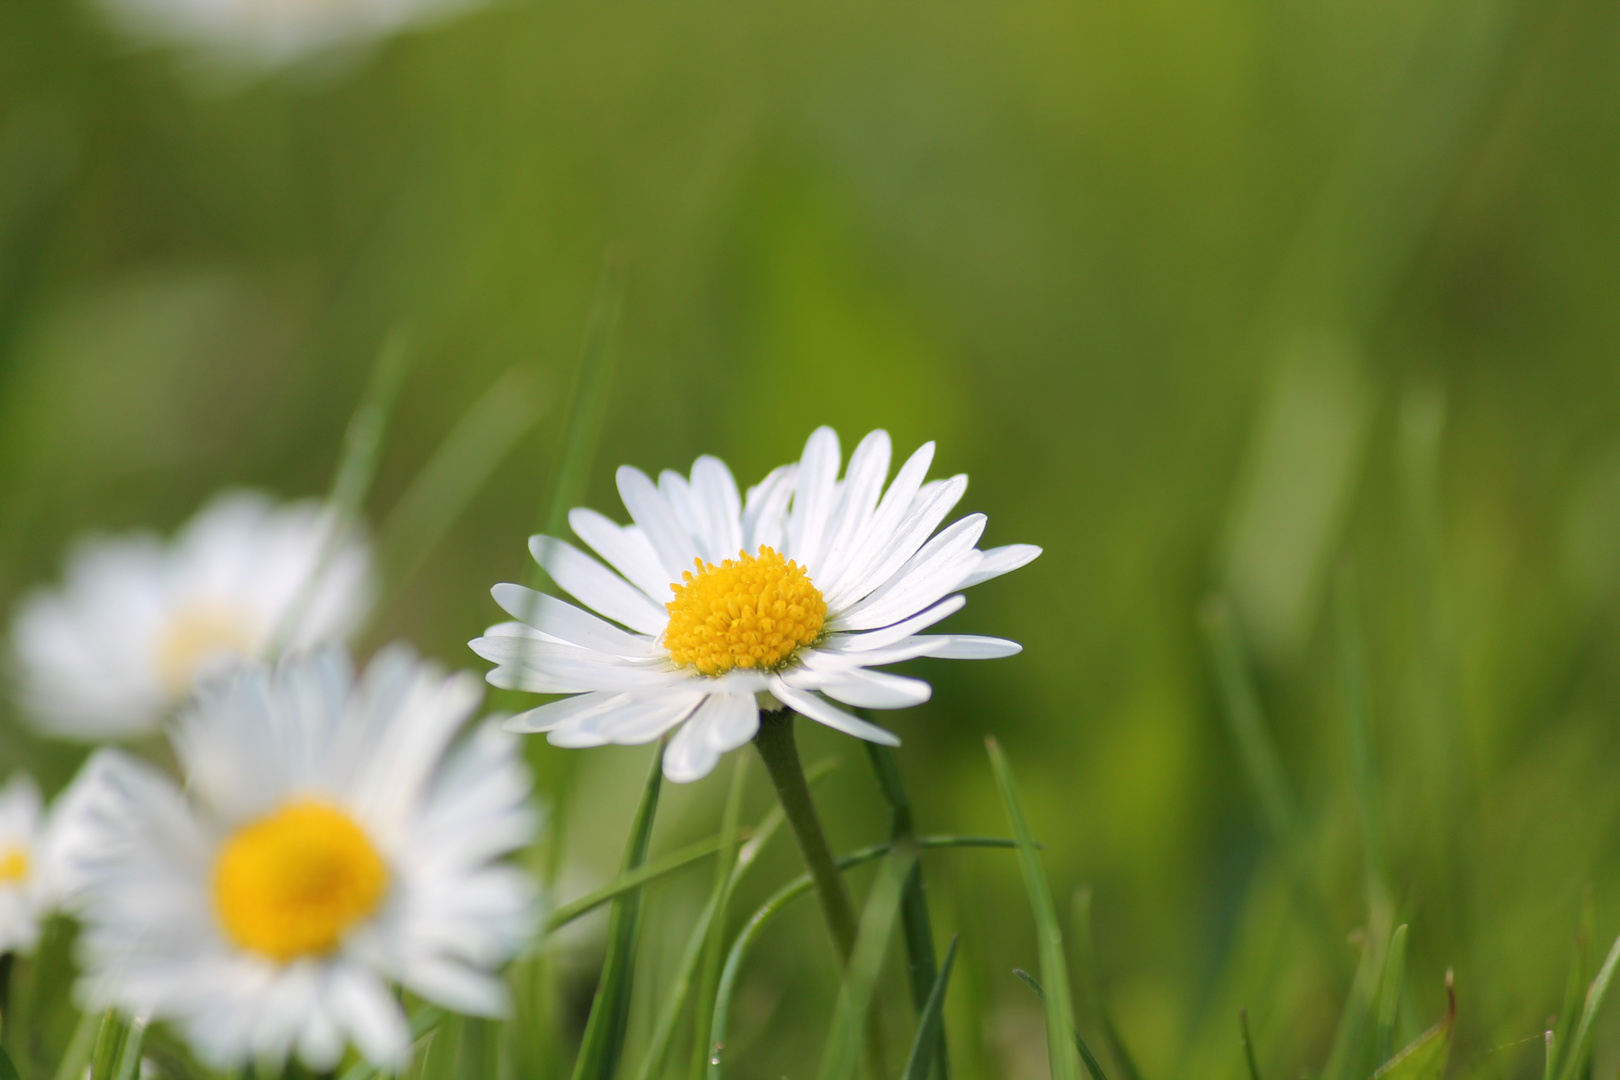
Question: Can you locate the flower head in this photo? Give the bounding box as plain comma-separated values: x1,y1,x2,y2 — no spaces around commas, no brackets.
95,0,479,70
473,427,1040,783
11,490,373,741
0,774,54,954
56,647,538,1071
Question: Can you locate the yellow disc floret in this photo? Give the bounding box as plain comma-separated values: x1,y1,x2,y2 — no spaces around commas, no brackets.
212,800,388,963
0,847,29,885
155,604,255,697
664,546,827,676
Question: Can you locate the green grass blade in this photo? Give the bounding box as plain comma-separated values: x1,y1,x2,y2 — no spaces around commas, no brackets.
1012,970,1109,1080
1334,562,1390,906
50,1010,98,1080
1371,975,1454,1080
1200,600,1301,849
867,742,950,1079
987,737,1083,1080
0,1044,18,1080
571,741,664,1080
534,252,623,547
545,831,731,932
375,365,542,607
273,328,411,652
1240,1009,1262,1080
1549,892,1594,1080
706,836,1014,1079
684,757,750,1080
901,936,959,1080
816,842,917,1080
1073,888,1142,1080
1556,930,1620,1080
337,1006,447,1080
1372,924,1409,1066
111,1015,146,1080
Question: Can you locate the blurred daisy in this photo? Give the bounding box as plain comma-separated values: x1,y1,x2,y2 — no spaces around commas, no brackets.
472,427,1040,783
95,0,479,70
58,647,538,1072
11,490,373,741
0,774,53,954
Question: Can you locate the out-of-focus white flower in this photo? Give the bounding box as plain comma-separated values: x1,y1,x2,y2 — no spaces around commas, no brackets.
95,0,478,69
11,490,373,741
0,774,53,954
57,647,539,1072
472,427,1040,783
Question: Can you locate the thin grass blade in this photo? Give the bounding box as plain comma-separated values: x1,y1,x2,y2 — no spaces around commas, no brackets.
707,836,1014,1080
901,937,960,1080
337,1006,447,1080
867,742,950,1079
1335,562,1390,906
376,365,543,605
1556,930,1620,1080
571,741,664,1080
1372,924,1409,1066
1012,969,1109,1080
1074,888,1142,1080
273,328,411,651
1548,891,1593,1080
988,737,1083,1080
546,831,731,932
51,1010,99,1080
1240,1009,1262,1080
816,842,916,1080
0,1045,17,1080
1371,974,1454,1080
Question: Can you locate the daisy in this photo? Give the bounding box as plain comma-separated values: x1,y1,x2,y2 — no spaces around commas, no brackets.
472,427,1040,783
10,490,373,741
0,773,53,954
56,646,538,1072
95,0,480,70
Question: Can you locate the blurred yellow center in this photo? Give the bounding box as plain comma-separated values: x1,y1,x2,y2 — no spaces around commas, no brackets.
155,605,255,696
0,847,29,885
212,801,388,963
664,546,826,676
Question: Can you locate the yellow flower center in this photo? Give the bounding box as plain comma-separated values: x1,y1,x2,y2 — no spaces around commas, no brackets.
212,801,388,963
155,604,256,697
664,546,827,676
0,847,29,885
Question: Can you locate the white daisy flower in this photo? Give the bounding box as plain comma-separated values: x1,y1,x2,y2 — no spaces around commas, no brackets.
10,490,374,741
95,0,478,70
0,773,53,954
472,427,1040,783
56,646,539,1072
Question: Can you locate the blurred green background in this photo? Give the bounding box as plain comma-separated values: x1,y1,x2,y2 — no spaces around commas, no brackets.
5,1,1620,1076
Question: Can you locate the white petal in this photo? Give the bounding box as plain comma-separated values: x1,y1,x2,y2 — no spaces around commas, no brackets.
960,544,1042,588
690,456,744,560
768,679,900,746
812,430,891,589
569,508,674,602
328,965,410,1071
663,693,758,783
479,644,687,695
491,585,657,657
743,465,796,554
546,692,704,747
504,691,632,733
788,427,841,572
834,514,986,630
658,471,706,546
798,638,952,672
813,669,933,709
529,536,669,635
828,468,966,610
829,594,966,653
617,466,701,580
910,634,1023,659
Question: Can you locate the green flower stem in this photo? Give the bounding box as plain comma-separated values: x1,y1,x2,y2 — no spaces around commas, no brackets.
753,710,859,966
